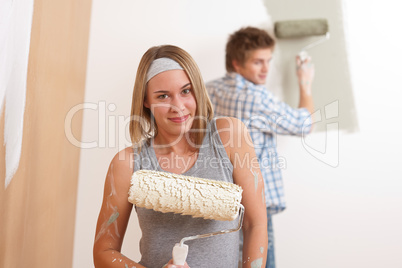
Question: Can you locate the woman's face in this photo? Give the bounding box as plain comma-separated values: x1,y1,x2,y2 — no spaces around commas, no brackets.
144,69,196,140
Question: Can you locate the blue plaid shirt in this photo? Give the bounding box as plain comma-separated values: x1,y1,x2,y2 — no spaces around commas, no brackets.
206,72,312,214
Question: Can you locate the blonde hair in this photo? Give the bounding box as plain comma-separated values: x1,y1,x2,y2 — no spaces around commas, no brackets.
129,45,214,150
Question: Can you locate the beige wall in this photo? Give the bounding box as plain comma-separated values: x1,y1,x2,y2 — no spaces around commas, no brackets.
0,0,91,267
263,0,358,133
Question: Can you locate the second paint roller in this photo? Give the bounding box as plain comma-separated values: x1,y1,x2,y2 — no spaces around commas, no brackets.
274,18,330,61
128,169,244,266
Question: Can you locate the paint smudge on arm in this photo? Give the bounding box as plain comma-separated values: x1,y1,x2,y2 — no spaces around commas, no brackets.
106,163,118,210
108,211,119,225
260,247,264,254
261,189,265,205
95,163,122,242
243,256,251,264
250,257,263,268
95,207,120,242
250,168,259,192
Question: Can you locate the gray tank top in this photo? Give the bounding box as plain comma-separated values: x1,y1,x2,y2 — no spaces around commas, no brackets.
133,119,240,268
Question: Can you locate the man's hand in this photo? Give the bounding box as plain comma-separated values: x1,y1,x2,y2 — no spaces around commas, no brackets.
296,54,315,96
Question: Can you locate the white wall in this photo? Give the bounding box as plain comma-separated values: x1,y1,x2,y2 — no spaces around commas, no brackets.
73,1,270,267
274,1,402,267
73,0,402,267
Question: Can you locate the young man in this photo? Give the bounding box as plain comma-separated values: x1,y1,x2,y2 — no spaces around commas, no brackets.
206,27,315,268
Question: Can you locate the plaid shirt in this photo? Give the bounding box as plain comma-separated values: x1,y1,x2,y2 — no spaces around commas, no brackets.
206,72,312,214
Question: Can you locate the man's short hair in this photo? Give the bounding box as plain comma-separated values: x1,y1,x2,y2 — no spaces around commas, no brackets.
226,27,275,72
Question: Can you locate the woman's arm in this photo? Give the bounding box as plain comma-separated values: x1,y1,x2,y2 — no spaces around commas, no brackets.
93,148,145,268
216,117,268,268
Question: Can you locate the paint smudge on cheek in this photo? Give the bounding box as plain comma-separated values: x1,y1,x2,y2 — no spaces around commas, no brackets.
251,257,263,268
260,247,264,254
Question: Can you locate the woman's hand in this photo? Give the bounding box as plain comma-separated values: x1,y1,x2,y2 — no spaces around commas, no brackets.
163,259,190,268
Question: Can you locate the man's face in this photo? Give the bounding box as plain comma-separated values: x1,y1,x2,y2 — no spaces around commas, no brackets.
233,48,273,85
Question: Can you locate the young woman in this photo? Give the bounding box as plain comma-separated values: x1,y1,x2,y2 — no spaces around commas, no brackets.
93,45,267,268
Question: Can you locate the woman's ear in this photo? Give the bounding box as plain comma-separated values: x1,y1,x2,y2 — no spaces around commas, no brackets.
144,98,149,109
144,90,150,108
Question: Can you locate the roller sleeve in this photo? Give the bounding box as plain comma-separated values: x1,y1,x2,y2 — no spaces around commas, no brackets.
128,170,243,221
274,19,329,38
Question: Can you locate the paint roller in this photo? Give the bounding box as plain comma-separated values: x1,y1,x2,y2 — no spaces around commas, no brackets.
274,18,330,61
128,169,244,266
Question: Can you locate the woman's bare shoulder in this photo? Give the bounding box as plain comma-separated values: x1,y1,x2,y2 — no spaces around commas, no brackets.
215,117,246,144
109,147,135,178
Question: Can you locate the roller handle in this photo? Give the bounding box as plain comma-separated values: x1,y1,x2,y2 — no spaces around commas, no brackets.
172,243,188,266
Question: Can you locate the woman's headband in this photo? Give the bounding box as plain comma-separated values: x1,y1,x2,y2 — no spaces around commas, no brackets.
146,57,184,83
